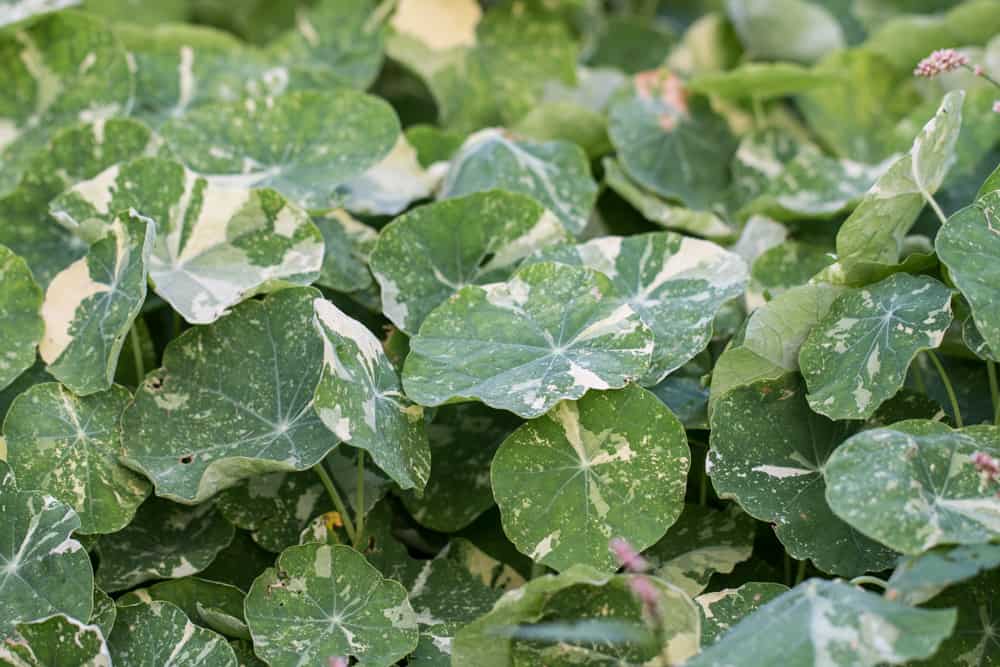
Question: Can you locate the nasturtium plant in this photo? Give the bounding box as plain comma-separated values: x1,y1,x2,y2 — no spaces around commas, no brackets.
2,2,1000,665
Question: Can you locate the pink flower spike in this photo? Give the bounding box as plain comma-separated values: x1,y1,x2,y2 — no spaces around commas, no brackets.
971,451,1000,482
629,576,661,616
914,49,970,77
610,537,650,573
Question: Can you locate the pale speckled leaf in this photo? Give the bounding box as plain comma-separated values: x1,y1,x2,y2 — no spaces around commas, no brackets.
695,582,788,646
825,420,1000,555
370,190,567,334
95,496,234,592
729,215,788,268
528,232,748,385
608,69,736,211
3,382,149,534
312,297,430,490
0,614,110,667
120,288,336,504
685,579,955,667
403,261,654,419
708,375,897,576
936,189,1000,357
118,577,247,640
400,403,521,533
453,565,701,667
799,273,953,420
726,0,844,63
398,548,501,629
0,0,78,28
887,543,1000,606
0,466,93,640
38,212,153,396
107,601,236,667
160,89,400,210
336,135,446,216
50,156,323,325
646,504,756,597
917,569,1000,665
447,537,525,593
312,209,377,294
437,129,598,236
89,588,115,638
409,620,461,667
0,12,133,194
0,246,43,391
748,241,835,306
245,543,418,667
492,385,689,572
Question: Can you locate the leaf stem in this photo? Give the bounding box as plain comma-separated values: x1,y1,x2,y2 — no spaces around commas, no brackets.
849,575,888,589
926,350,963,427
794,559,807,586
314,461,356,543
172,310,182,339
353,451,366,549
751,96,765,129
926,193,948,225
987,361,1000,426
129,324,144,383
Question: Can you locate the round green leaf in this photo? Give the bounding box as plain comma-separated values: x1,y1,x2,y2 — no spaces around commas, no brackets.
799,273,953,420
748,241,835,305
0,245,43,391
726,0,844,63
160,89,400,210
438,129,598,236
918,569,1000,665
336,135,445,216
4,382,149,534
688,62,839,99
887,543,1000,606
108,600,236,666
120,287,336,504
398,550,502,629
403,261,654,419
312,209,377,294
370,190,567,335
695,582,788,646
708,375,897,576
492,384,689,572
118,577,248,640
0,614,110,667
0,0,79,28
245,543,419,667
825,420,1000,555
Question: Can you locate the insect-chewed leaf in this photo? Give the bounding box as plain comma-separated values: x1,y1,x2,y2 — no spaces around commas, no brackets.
0,614,110,667
3,382,149,534
529,232,748,385
453,565,700,667
37,212,154,395
0,464,93,640
491,385,689,572
50,156,323,325
695,582,788,646
916,568,1000,664
886,543,1000,605
371,190,567,334
937,189,1000,357
118,577,248,640
798,273,953,420
0,11,133,195
94,496,234,592
825,420,1000,555
107,600,236,666
0,246,43,391
437,129,598,235
608,68,736,211
120,288,336,504
708,374,897,576
312,297,430,490
403,261,654,419
245,543,419,667
312,209,377,294
159,89,400,210
685,579,955,666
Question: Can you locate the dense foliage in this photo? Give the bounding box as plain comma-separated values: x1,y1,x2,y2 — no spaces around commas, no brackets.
0,0,999,665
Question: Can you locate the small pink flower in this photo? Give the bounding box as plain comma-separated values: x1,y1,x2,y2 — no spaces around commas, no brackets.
972,451,1000,484
975,65,984,76
610,538,649,573
914,49,970,77
993,100,1000,113
629,576,660,616
329,657,348,667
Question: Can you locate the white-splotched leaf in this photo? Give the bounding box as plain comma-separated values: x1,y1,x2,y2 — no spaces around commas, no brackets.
0,11,133,194
685,579,955,667
107,600,236,667
608,69,736,211
748,240,835,306
0,614,110,667
726,0,844,63
50,156,324,325
159,89,400,210
528,232,748,385
38,212,154,396
708,375,897,576
336,135,446,216
917,569,1000,664
403,261,654,419
370,190,567,334
825,420,1000,555
886,543,1000,605
798,273,953,420
95,496,234,592
0,0,79,28
3,382,150,534
645,504,756,597
438,129,598,235
312,297,430,490
312,209,377,295
0,465,93,640
245,543,418,667
120,288,337,504
117,577,248,640
695,583,789,646
397,547,502,630
89,588,115,638
492,385,689,572
0,245,43,391
936,189,1000,357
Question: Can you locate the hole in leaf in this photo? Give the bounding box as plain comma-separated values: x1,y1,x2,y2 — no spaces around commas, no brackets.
179,454,193,464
